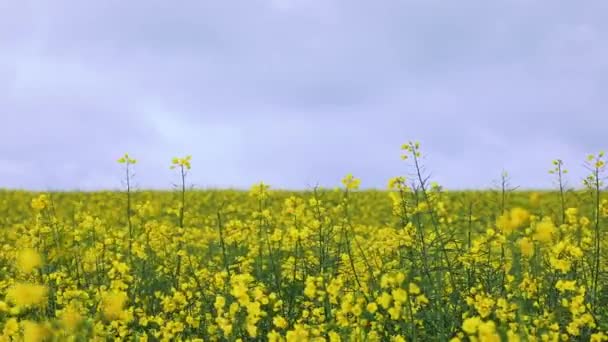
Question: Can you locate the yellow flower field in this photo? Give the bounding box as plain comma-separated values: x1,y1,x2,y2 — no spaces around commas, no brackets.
0,144,607,341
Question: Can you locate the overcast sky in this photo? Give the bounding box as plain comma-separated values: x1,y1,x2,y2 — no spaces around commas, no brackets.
1,0,607,191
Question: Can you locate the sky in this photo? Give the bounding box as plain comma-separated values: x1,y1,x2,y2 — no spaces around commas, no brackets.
1,0,607,191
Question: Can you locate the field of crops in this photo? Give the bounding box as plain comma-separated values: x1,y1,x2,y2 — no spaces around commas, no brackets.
1,146,607,341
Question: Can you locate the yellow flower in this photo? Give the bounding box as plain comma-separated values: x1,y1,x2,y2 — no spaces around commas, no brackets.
17,248,42,273
510,208,530,230
329,331,341,342
246,301,262,317
497,207,530,234
286,324,309,342
268,330,283,342
590,332,607,342
473,294,495,319
377,292,393,309
249,182,271,200
518,237,534,258
341,173,361,190
507,329,521,342
6,283,48,307
304,278,316,299
101,291,128,320
118,153,137,164
232,282,250,304
463,316,481,335
246,323,258,338
31,194,49,210
380,274,392,289
565,207,578,224
388,305,401,320
22,320,49,342
388,176,407,190
273,316,288,329
550,257,571,273
478,320,500,342
392,288,408,303
417,294,429,306
393,336,406,342
533,217,555,242
214,295,226,312
170,155,192,170
409,282,421,295
3,318,19,337
555,280,577,293
61,304,83,332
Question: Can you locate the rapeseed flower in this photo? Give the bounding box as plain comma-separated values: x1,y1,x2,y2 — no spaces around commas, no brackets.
6,283,48,307
533,217,555,242
462,316,482,334
518,237,534,258
16,248,42,273
101,291,128,321
496,207,530,234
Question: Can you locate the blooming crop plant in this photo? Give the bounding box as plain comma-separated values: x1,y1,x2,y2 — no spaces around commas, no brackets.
0,144,607,341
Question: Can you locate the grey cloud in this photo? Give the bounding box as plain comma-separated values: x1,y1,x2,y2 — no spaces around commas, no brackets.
1,0,607,190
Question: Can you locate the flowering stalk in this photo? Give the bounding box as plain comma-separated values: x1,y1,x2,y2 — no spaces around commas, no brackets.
170,155,192,288
117,153,136,264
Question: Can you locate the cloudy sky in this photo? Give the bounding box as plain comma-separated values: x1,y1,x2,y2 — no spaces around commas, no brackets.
1,0,607,191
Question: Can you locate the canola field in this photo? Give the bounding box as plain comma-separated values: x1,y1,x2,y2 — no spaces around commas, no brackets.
0,145,607,341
